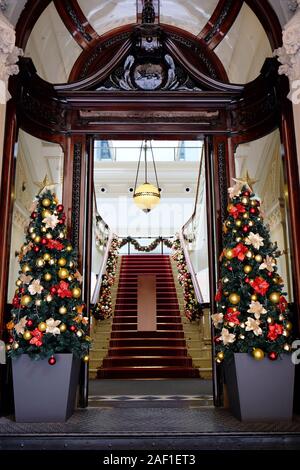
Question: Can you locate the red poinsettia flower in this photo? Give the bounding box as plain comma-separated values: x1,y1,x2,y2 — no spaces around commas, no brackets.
57,280,72,298
12,294,20,308
47,239,64,250
229,203,246,219
225,308,240,325
250,276,270,296
279,296,288,313
232,243,248,261
29,328,43,347
215,287,222,302
267,323,284,341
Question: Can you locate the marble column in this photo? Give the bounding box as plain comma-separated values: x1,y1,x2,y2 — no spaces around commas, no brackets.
275,1,300,178
0,11,22,184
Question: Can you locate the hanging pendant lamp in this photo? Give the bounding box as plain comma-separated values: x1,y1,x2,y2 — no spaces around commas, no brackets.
133,140,160,213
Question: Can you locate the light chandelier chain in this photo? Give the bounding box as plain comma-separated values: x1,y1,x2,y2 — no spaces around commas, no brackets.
133,143,143,194
149,140,160,190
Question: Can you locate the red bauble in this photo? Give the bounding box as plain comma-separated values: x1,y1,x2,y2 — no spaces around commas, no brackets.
56,204,64,213
9,336,14,343
245,277,250,283
58,220,64,224
268,351,278,361
26,319,34,328
31,212,37,219
33,246,40,253
243,191,250,197
242,226,249,233
214,336,221,344
267,272,272,277
50,287,57,295
48,356,56,365
41,238,47,245
70,325,76,332
20,287,25,293
249,208,256,214
228,266,233,271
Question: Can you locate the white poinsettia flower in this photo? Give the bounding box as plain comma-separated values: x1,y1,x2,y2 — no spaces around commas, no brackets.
42,214,59,229
220,328,236,345
247,301,267,320
211,313,224,327
228,182,243,199
14,316,27,335
245,232,264,250
245,317,262,336
259,255,276,273
46,318,61,335
19,274,33,284
28,279,44,295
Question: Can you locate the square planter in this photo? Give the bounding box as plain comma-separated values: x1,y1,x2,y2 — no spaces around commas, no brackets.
12,353,80,422
224,353,295,422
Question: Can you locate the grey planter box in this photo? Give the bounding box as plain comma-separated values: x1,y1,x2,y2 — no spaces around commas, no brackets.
12,354,80,422
224,353,295,422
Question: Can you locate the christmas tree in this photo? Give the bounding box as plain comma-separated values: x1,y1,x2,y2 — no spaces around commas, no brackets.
6,179,90,364
213,175,293,363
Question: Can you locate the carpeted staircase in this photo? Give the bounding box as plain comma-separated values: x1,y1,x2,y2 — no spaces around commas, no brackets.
97,254,199,379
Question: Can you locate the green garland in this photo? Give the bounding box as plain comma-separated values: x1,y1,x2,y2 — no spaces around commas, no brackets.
120,236,173,252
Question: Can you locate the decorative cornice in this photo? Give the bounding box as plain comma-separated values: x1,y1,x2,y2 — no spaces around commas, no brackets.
275,2,300,91
0,11,23,103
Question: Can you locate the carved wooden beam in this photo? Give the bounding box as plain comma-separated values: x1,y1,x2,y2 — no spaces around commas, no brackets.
54,0,99,50
136,0,160,24
198,0,243,50
245,0,282,50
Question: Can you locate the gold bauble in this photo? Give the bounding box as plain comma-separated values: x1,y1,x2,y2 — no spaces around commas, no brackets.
66,245,73,252
242,212,249,219
244,265,252,274
250,200,257,207
35,235,41,243
225,249,234,260
272,277,279,284
69,261,74,268
16,279,22,287
38,322,47,332
46,294,52,302
42,198,51,207
67,276,73,282
241,197,249,205
255,254,262,263
22,264,31,273
59,323,67,333
31,233,36,240
41,227,47,233
285,321,293,331
283,343,291,352
235,219,242,227
6,345,11,351
246,251,253,259
252,348,265,361
251,294,257,301
46,233,53,240
58,268,69,279
49,259,55,265
232,229,237,234
59,306,67,315
13,342,19,350
23,331,32,341
269,292,280,304
83,355,89,363
283,329,290,337
217,351,224,361
21,295,32,306
229,293,240,305
41,209,51,218
44,273,52,281
223,277,229,284
43,253,51,261
58,258,67,267
36,258,45,268
72,287,81,299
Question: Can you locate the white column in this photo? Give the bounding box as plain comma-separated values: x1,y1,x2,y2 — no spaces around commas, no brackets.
275,1,300,178
0,11,22,181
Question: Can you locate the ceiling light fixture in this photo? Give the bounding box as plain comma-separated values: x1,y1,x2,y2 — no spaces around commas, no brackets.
133,140,160,213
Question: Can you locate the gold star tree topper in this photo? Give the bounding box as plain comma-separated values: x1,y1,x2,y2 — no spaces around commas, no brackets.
233,171,258,191
34,175,57,195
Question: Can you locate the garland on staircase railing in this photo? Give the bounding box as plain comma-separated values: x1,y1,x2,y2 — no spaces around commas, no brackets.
92,237,120,320
172,238,203,321
120,236,173,252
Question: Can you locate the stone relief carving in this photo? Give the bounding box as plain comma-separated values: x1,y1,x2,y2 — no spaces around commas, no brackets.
275,1,300,92
0,11,23,103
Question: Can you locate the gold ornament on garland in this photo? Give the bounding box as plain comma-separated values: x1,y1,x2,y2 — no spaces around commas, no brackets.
42,198,51,207
72,287,81,299
252,348,265,361
269,292,280,304
21,295,32,306
23,331,32,341
58,268,69,279
229,293,240,305
58,258,67,267
59,306,67,315
38,322,47,332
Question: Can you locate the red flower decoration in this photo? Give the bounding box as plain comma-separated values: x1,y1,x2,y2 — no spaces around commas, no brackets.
267,323,284,341
251,276,270,296
279,296,288,313
29,328,43,347
57,281,72,298
229,203,246,219
225,308,240,325
47,239,64,250
12,294,20,307
215,287,222,302
232,243,248,261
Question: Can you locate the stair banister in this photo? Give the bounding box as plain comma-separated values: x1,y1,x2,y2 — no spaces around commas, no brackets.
91,233,114,305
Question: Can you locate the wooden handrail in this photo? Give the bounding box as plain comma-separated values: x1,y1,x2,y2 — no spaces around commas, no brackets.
91,232,114,305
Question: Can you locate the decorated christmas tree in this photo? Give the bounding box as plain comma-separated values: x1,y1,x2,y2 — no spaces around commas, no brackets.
213,174,293,363
6,178,90,364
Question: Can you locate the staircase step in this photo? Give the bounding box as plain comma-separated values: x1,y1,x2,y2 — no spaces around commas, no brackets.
97,366,200,379
108,347,188,356
113,316,182,323
102,356,193,367
110,330,185,338
109,338,187,347
112,323,183,331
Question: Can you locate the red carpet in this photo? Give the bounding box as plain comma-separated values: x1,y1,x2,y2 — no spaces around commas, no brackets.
97,255,199,379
